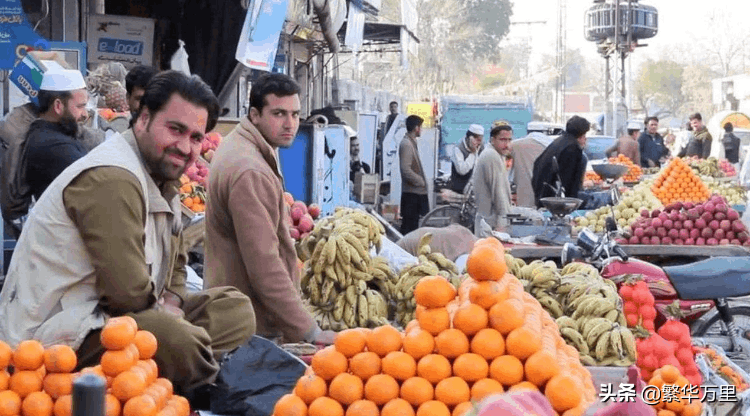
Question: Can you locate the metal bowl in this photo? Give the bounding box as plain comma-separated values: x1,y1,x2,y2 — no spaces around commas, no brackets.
591,163,629,180
540,197,583,217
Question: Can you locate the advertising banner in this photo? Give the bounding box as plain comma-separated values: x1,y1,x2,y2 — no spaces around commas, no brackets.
235,0,290,71
0,0,48,70
86,14,155,69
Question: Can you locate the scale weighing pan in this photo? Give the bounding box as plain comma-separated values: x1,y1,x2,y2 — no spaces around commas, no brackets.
540,197,583,217
591,163,629,181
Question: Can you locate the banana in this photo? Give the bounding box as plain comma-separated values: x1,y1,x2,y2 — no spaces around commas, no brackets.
358,294,369,327
324,237,337,265
308,281,322,305
333,293,346,321
570,296,599,319
324,264,339,286
617,312,627,327
348,244,368,272
579,354,597,366
343,301,356,328
300,268,311,289
604,309,620,323
538,296,564,318
594,331,612,361
609,326,624,359
619,326,637,361
597,356,618,366
320,312,332,330
411,263,440,276
352,269,374,282
585,320,613,349
428,252,458,274
612,358,634,367
417,232,433,254
588,297,616,317
555,316,579,332
561,328,589,356
345,285,358,306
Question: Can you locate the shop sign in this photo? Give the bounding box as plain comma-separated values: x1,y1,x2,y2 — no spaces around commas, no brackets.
86,14,154,69
0,0,49,69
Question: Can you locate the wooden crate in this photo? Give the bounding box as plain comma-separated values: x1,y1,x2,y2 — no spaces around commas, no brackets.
353,173,380,204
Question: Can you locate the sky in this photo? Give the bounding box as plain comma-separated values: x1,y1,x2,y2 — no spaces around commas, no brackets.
505,0,750,72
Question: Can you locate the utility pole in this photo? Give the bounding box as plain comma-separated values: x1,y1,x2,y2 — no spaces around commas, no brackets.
555,0,567,124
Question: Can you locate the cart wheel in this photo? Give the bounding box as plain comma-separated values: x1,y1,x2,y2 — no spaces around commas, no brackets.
420,205,463,229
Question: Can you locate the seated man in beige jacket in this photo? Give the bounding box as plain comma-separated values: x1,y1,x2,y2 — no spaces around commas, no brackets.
203,73,335,345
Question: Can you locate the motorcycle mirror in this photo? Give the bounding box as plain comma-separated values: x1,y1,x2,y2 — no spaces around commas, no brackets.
605,217,618,233
561,242,584,265
552,156,560,174
576,228,601,253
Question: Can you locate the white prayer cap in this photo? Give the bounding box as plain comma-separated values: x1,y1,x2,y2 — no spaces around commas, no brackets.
468,124,484,136
343,125,357,138
40,69,87,92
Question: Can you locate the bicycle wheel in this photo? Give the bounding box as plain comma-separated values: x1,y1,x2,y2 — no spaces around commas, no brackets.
420,205,463,229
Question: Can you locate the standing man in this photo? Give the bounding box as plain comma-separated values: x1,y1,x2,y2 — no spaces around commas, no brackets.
203,73,335,345
473,124,513,233
638,116,669,167
385,101,399,134
510,131,553,208
399,115,428,235
606,124,641,163
125,65,159,117
679,113,713,159
348,126,371,183
532,116,590,207
0,71,255,408
450,124,483,194
24,69,91,201
722,122,741,167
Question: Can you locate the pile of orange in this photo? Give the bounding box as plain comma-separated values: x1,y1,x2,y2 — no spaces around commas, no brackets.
179,176,206,213
0,317,190,416
584,171,603,186
608,155,643,182
274,238,596,416
650,158,710,205
647,365,703,416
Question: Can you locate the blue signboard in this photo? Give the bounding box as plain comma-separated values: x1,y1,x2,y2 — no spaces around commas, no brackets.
235,0,290,71
0,0,49,69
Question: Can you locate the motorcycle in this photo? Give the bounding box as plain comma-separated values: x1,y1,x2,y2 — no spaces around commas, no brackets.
562,217,750,356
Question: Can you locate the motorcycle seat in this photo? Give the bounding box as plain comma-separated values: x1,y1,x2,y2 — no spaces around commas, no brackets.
664,257,750,300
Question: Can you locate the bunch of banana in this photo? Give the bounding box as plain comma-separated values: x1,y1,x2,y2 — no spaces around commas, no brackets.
557,316,636,367
391,233,462,327
509,257,565,318
504,253,527,278
306,287,390,331
297,207,385,262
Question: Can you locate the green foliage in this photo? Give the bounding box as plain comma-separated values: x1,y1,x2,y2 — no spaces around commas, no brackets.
634,59,684,117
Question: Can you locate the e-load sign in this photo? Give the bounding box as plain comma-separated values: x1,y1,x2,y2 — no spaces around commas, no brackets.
87,14,154,69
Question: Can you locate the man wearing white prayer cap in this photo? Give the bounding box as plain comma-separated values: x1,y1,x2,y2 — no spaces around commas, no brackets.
24,68,90,200
450,123,484,193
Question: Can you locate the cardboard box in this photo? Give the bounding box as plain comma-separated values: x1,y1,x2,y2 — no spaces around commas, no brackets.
353,173,380,205
87,14,155,69
9,51,70,105
381,203,399,222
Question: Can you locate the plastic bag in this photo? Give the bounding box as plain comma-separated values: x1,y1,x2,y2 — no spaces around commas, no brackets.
377,237,418,274
210,336,307,416
171,40,191,76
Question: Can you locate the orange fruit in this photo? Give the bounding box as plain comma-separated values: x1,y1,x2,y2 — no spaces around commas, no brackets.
469,280,508,309
345,400,379,416
349,352,381,381
42,373,74,399
310,346,348,381
659,365,680,384
545,375,582,413
509,381,539,393
167,396,190,416
101,318,138,351
104,394,121,416
154,378,174,398
452,402,473,416
43,345,77,374
452,303,488,336
364,374,400,405
434,377,470,407
470,328,505,360
14,340,45,371
110,370,146,402
334,329,367,358
144,384,169,410
0,370,8,391
400,377,434,407
135,360,157,385
381,351,417,382
123,395,157,416
417,307,450,336
489,355,524,386
416,400,450,416
294,374,327,405
273,393,307,416
524,351,560,387
0,341,12,368
414,276,457,308
308,396,344,416
466,244,507,281
381,398,414,416
21,391,53,416
488,299,525,335
100,349,137,377
329,373,364,406
403,328,435,360
366,326,403,357
434,329,469,359
416,354,452,384
471,378,504,401
452,353,489,382
505,327,542,360
0,390,21,416
9,370,43,398
133,331,158,360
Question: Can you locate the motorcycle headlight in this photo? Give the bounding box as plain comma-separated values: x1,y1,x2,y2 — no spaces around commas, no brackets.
576,228,600,253
561,242,585,265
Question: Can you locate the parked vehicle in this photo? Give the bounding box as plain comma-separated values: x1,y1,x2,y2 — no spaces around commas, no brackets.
420,181,477,232
584,135,617,162
563,218,750,356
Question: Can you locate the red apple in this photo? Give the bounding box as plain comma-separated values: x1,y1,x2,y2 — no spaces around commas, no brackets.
307,203,321,220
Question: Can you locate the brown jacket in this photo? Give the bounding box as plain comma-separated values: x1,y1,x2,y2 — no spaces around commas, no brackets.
399,134,427,195
203,118,314,342
607,135,640,165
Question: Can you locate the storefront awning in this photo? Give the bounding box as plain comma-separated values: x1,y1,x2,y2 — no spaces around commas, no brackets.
337,21,419,46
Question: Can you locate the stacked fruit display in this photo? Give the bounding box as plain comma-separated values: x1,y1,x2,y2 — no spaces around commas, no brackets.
201,132,222,162
621,195,750,246
184,159,209,187
507,257,636,367
179,176,206,213
608,154,643,182
685,156,724,178
574,183,662,233
0,317,190,416
645,365,703,415
299,208,392,330
703,178,746,206
283,192,321,241
276,239,597,416
719,159,738,177
583,171,603,187
694,345,750,392
650,158,711,205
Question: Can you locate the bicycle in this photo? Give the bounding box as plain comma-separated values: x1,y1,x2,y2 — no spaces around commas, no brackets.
419,181,477,232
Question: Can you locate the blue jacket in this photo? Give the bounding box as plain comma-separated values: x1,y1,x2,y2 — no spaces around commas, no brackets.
638,132,668,167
